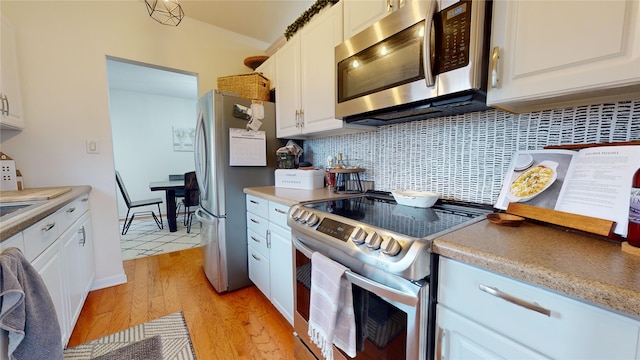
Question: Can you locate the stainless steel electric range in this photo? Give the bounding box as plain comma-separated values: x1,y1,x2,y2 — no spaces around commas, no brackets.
288,190,493,360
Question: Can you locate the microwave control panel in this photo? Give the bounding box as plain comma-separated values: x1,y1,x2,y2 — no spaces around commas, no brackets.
438,0,472,73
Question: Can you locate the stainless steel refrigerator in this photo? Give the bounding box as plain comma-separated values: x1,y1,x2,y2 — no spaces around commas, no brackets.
194,90,279,293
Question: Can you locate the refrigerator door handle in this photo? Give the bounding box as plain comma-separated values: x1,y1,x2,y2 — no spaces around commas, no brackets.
194,109,208,195
195,208,216,224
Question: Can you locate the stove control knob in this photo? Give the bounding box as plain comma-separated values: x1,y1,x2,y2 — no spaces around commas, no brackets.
291,209,303,221
381,237,401,256
350,228,367,245
365,232,382,250
297,210,309,223
305,213,319,226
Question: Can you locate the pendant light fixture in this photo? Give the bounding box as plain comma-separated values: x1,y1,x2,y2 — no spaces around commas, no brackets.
145,0,184,26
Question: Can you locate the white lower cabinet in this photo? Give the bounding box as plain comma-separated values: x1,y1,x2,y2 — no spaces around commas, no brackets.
246,194,294,324
268,217,293,322
436,257,640,359
61,211,95,333
436,305,549,359
31,237,68,343
12,194,94,347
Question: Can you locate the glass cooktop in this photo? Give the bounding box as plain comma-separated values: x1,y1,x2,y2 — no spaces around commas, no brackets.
303,191,493,239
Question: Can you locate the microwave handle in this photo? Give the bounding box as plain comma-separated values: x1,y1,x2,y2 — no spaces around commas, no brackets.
423,0,437,88
292,236,419,306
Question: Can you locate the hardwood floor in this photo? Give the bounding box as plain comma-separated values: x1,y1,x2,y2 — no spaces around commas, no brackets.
67,247,296,359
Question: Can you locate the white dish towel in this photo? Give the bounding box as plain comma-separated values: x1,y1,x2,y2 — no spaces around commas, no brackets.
308,252,356,360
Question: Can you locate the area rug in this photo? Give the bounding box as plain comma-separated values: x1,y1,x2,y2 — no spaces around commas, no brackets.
63,312,196,359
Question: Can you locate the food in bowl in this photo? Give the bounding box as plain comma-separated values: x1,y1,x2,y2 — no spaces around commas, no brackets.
510,161,557,199
392,190,440,208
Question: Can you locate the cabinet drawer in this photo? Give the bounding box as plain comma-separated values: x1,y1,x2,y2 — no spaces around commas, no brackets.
248,246,270,298
246,195,269,219
0,232,25,254
269,201,290,228
247,229,269,258
58,196,90,231
246,212,268,238
23,212,61,262
438,258,640,359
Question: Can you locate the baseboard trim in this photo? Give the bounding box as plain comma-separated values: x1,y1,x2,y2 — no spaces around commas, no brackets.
91,272,127,291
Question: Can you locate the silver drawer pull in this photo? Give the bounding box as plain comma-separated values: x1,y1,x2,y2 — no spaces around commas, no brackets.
251,254,261,261
479,284,551,317
67,207,76,213
250,200,259,204
251,236,260,243
250,218,260,224
42,223,56,232
275,208,287,214
81,198,89,202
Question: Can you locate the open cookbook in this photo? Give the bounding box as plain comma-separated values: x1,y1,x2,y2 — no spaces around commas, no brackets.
495,145,640,237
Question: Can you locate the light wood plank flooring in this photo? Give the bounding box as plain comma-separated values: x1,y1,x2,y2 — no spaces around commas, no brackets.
67,247,295,359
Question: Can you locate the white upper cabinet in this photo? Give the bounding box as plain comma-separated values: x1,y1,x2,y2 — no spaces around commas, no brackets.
275,2,372,139
275,36,302,138
487,0,640,113
343,0,409,39
1,15,25,130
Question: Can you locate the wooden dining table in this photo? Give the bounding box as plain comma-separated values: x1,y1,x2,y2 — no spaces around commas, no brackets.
149,180,183,232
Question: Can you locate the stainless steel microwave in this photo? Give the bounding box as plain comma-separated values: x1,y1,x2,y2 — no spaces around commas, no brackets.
335,0,492,126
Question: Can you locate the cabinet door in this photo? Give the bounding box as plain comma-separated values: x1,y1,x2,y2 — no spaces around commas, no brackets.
275,36,302,138
487,0,640,113
300,1,344,135
269,223,294,325
343,0,394,39
438,258,640,359
248,245,270,298
0,15,24,130
32,241,67,346
62,212,95,331
436,305,550,360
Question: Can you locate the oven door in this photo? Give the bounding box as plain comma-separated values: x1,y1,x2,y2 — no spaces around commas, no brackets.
293,236,428,360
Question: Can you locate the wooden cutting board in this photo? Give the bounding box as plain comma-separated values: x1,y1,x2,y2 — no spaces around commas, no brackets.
0,187,72,203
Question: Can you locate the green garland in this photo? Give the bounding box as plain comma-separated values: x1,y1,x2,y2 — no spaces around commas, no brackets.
284,0,339,40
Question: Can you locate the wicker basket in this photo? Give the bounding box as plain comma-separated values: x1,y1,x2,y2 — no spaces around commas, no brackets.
217,73,270,101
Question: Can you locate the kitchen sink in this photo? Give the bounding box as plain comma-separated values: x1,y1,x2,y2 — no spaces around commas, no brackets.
0,202,45,222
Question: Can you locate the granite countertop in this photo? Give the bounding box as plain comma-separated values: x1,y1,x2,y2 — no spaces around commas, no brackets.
0,186,92,242
433,219,640,319
244,186,360,206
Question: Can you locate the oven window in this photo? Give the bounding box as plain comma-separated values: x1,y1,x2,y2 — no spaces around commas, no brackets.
296,251,408,358
337,21,425,103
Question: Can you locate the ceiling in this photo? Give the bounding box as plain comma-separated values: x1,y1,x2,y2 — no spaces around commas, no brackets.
179,0,315,45
107,1,315,99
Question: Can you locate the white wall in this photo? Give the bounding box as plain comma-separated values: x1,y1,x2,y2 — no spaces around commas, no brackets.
110,89,197,218
0,1,268,289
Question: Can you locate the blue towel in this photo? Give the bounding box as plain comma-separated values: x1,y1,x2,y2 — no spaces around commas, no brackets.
0,247,62,360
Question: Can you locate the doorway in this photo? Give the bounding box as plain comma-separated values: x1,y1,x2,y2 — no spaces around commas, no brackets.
106,56,201,260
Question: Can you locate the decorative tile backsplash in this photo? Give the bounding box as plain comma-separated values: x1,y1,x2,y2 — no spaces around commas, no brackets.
304,100,640,205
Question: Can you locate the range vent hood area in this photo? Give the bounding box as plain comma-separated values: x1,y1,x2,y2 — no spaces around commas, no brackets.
342,91,491,127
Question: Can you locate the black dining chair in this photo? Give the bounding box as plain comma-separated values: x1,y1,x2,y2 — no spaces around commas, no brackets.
170,173,185,216
115,171,164,235
182,171,199,233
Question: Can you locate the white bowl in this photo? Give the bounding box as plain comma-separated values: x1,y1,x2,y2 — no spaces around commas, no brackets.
391,190,440,208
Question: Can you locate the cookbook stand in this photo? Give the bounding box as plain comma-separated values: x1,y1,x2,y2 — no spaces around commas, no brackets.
506,203,622,241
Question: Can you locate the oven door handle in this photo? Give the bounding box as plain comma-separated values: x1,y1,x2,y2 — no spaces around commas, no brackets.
293,236,419,307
